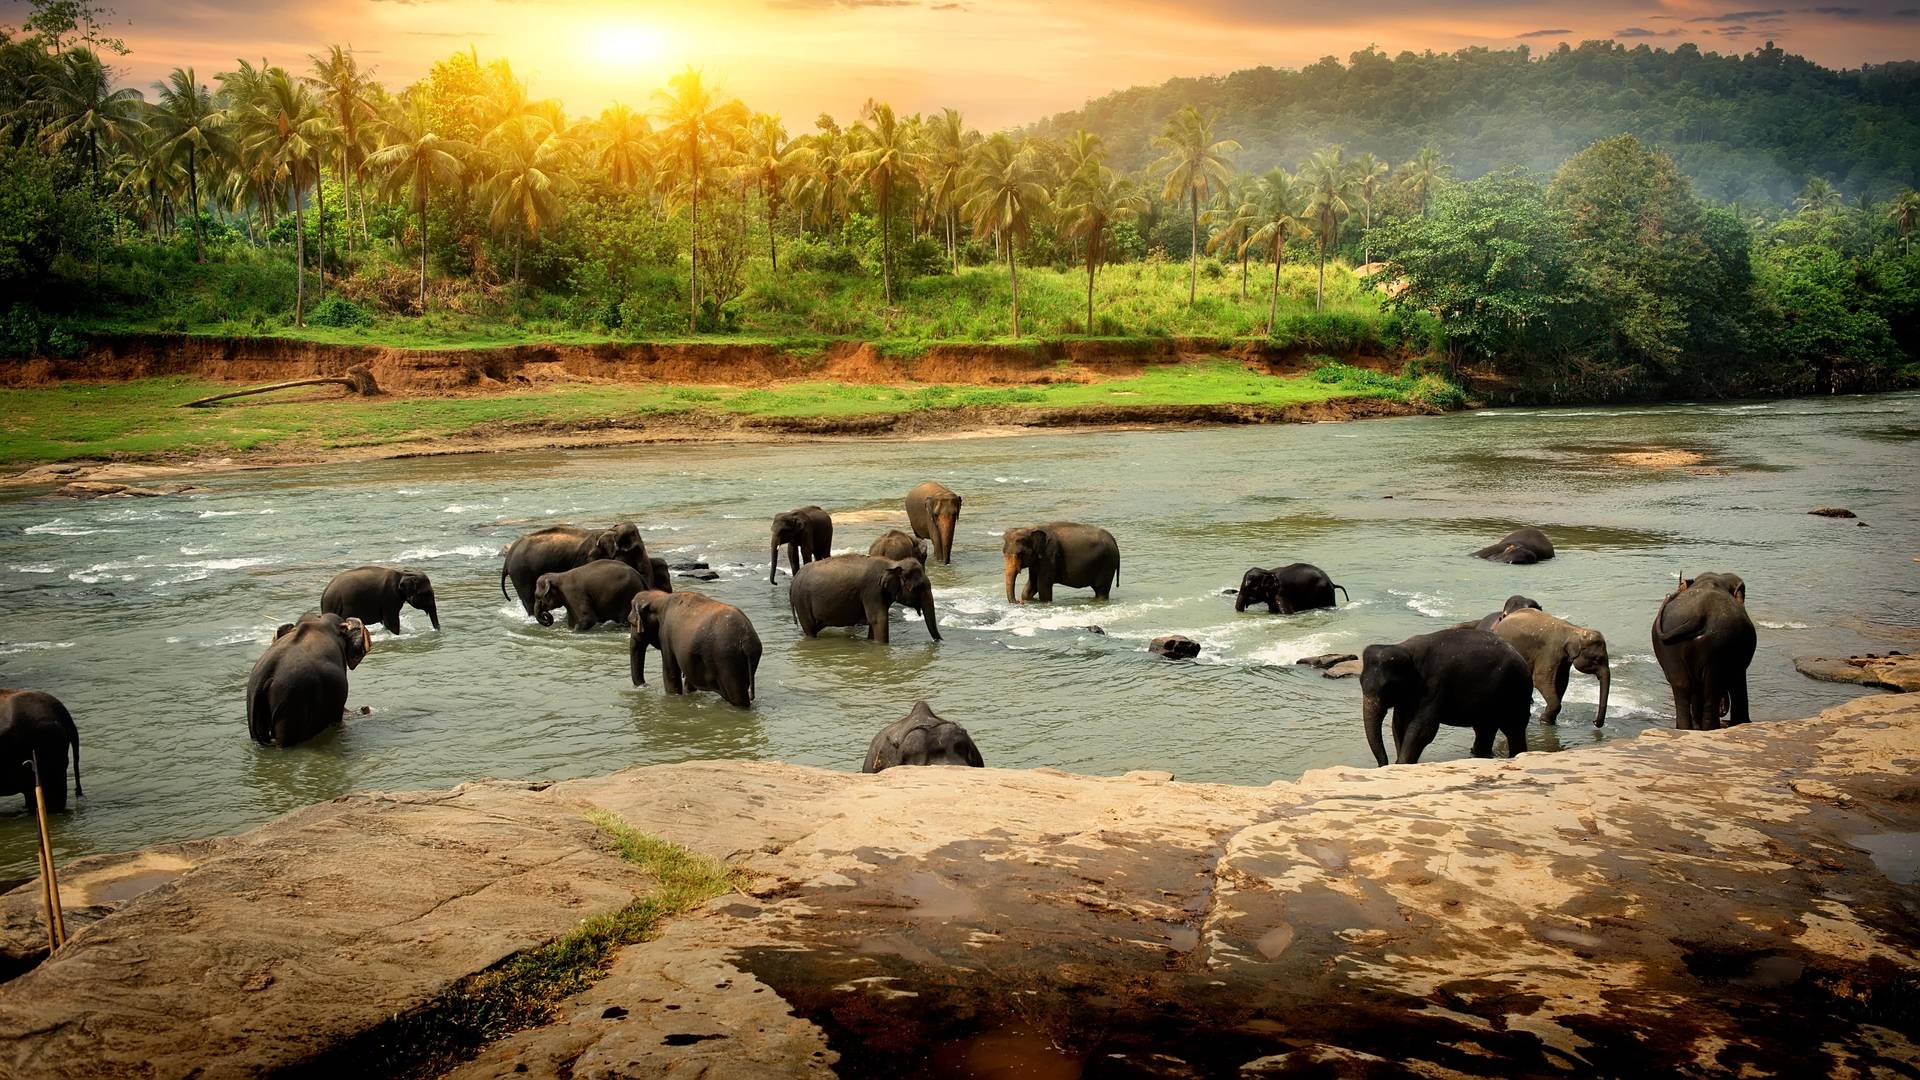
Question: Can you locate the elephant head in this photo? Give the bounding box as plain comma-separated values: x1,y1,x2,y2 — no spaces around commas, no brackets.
882,559,941,641
1002,527,1059,604
926,491,962,562
1566,627,1611,726
396,570,440,631
532,573,563,627
627,590,673,686
323,614,371,670
591,523,648,571
1680,572,1746,604
1359,643,1418,767
1235,567,1278,612
770,512,814,583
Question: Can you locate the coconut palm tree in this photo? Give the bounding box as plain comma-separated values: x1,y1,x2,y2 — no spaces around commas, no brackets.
233,66,332,323
848,101,919,305
1889,189,1920,256
36,47,145,183
1241,167,1309,334
594,103,651,190
744,112,803,270
148,67,232,261
1353,152,1389,265
1058,164,1145,334
366,95,469,312
962,134,1049,337
307,46,377,254
1149,106,1239,304
1202,180,1257,300
919,107,977,273
1301,148,1356,312
480,118,572,283
1795,177,1844,217
652,68,747,334
1399,146,1448,218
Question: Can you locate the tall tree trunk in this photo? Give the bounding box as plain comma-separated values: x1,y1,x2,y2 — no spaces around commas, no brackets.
315,168,327,300
1268,241,1282,335
688,142,700,335
1009,238,1021,338
1187,188,1198,304
1085,230,1097,335
1363,201,1373,265
948,209,958,275
417,183,429,313
768,194,778,272
340,148,353,256
880,188,894,306
1240,251,1248,300
187,149,203,262
1315,238,1325,313
292,184,306,327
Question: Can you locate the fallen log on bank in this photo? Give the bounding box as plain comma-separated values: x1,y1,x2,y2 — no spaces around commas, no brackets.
180,365,379,408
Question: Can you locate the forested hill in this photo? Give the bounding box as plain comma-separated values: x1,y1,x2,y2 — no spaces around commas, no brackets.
1027,41,1920,205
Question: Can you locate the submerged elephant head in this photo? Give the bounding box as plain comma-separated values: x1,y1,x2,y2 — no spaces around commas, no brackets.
1002,526,1059,604
395,570,440,631
590,523,648,570
1359,642,1418,767
532,573,564,627
627,589,674,685
882,558,941,641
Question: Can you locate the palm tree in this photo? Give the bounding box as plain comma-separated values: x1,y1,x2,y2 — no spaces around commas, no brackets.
1058,165,1144,334
962,134,1048,337
1202,180,1257,300
1301,148,1356,312
234,67,331,323
1399,146,1448,218
920,107,977,273
148,67,232,261
594,103,651,190
1795,177,1844,217
1241,168,1309,334
480,119,572,283
848,101,919,305
652,68,747,334
744,112,802,270
1889,189,1920,256
1149,106,1239,303
366,95,469,312
37,48,145,183
307,46,377,255
1353,152,1389,264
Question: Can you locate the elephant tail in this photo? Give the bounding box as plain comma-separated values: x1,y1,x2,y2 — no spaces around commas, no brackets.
54,698,81,798
1657,606,1709,645
247,676,275,745
500,561,511,603
1334,583,1350,604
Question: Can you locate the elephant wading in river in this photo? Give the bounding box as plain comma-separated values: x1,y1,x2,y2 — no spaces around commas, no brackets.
502,523,655,615
1361,627,1533,765
1463,595,1543,631
534,560,650,631
1236,563,1348,614
905,482,962,565
629,591,762,708
863,701,984,772
1473,527,1555,564
0,689,81,812
771,507,834,584
868,529,929,564
1491,608,1610,726
1652,572,1756,730
790,555,940,644
322,566,440,634
247,613,371,748
1002,523,1120,603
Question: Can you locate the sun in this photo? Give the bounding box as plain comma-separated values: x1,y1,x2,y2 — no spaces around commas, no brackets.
590,24,670,67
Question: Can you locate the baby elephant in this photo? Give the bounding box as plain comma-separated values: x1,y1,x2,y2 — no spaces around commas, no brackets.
1361,627,1533,765
868,529,930,565
771,506,834,584
863,701,984,773
247,614,371,748
534,560,650,631
1236,563,1349,614
1652,572,1756,730
629,590,763,708
1490,608,1610,726
1473,527,1555,564
0,689,82,812
322,566,439,634
789,555,940,644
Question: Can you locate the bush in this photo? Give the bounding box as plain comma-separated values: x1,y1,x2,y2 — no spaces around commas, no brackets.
309,295,374,328
785,235,862,275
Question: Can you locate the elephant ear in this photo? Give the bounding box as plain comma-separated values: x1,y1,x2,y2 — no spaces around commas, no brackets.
1033,528,1060,566
340,618,371,669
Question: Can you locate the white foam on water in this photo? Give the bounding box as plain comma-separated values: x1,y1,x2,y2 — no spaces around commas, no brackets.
196,508,274,518
394,544,497,561
0,641,75,656
1242,631,1353,667
992,476,1042,484
9,564,56,574
25,518,100,536
69,563,137,584
1756,620,1809,630
1386,588,1453,619
178,545,213,556
153,555,278,586
205,625,279,647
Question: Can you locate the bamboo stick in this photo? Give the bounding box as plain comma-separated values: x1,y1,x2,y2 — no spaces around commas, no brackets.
29,756,65,950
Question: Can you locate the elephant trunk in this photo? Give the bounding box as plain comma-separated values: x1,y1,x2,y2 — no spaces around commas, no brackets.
536,607,555,628
769,541,781,585
919,585,941,641
937,514,956,565
630,634,647,686
1003,554,1021,604
1362,694,1391,767
1593,662,1610,728
422,597,441,631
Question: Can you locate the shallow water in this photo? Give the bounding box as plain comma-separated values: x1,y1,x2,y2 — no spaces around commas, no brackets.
2,393,1916,874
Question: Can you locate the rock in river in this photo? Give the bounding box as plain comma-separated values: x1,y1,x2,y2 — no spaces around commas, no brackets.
1794,652,1919,692
1149,635,1201,659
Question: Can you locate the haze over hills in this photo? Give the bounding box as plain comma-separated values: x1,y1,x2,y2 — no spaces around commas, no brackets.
1027,41,1920,205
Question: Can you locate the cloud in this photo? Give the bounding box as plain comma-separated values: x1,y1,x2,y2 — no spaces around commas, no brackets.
932,1,966,7
1516,27,1573,36
1688,8,1785,21
1615,26,1682,35
1801,5,1863,13
767,0,914,7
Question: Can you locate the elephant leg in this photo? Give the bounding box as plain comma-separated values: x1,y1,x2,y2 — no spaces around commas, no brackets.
385,610,403,636
869,603,891,644
662,653,685,695
1538,662,1568,725
1670,684,1695,730
1726,676,1751,726
788,543,802,577
1279,599,1296,615
1502,717,1530,757
35,753,69,812
1396,704,1441,764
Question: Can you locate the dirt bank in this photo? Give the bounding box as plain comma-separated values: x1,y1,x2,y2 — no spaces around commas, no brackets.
2,693,1916,1078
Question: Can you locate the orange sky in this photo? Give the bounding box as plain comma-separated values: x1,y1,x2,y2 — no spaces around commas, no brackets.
48,0,1920,127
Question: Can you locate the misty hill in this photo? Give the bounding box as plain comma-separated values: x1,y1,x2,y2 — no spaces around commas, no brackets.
1027,41,1920,205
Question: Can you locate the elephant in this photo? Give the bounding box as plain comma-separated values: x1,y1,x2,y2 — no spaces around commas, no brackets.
246,613,371,748
533,559,650,631
862,701,984,773
1652,572,1756,730
321,566,440,634
1463,594,1544,631
1473,527,1556,564
1491,608,1610,726
1361,627,1534,766
868,529,930,565
905,482,963,565
501,523,654,615
1002,523,1120,603
629,590,762,708
771,506,833,584
1235,563,1349,614
789,555,941,644
0,690,81,812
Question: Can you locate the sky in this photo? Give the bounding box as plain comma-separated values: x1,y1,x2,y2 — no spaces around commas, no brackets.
15,0,1920,127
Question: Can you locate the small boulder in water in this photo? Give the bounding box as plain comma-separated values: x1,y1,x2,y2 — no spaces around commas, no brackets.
669,561,710,571
1323,659,1365,679
1296,653,1359,670
1082,625,1107,636
55,480,206,500
1809,507,1857,518
678,569,721,582
1150,635,1201,660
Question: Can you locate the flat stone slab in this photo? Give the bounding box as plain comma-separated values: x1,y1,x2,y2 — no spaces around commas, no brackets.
1796,653,1920,692
1295,652,1358,669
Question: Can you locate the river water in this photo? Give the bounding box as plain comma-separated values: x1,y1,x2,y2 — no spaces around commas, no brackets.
2,394,1916,874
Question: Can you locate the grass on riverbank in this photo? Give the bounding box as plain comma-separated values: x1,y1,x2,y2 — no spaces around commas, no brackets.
0,360,1455,465
284,812,740,1080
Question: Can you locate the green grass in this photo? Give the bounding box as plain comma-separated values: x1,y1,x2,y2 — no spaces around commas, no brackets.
282,813,739,1080
0,360,1438,465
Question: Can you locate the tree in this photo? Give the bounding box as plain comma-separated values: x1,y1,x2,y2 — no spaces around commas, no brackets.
1149,106,1238,303
962,134,1048,337
1202,181,1256,300
148,67,231,261
1399,146,1448,218
480,116,572,282
35,47,143,182
1793,177,1844,217
848,101,918,305
234,66,330,323
1891,190,1920,257
652,68,746,334
1241,167,1308,334
1353,152,1389,264
744,112,801,271
593,103,651,190
1301,147,1355,312
307,46,376,254
919,107,976,273
366,95,469,311
1058,164,1144,333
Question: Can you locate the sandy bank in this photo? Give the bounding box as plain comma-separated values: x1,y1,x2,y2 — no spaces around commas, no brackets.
2,693,1916,1077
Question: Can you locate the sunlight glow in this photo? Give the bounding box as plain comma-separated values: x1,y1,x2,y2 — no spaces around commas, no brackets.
590,24,671,67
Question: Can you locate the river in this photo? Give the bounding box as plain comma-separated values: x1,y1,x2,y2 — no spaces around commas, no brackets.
2,393,1916,875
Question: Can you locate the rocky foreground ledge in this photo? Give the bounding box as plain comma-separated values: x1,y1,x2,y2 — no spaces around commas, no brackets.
3,696,1918,1078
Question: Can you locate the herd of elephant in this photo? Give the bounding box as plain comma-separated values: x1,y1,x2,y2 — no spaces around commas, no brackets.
1,502,1760,813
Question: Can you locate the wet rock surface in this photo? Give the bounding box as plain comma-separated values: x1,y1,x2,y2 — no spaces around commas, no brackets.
4,696,1919,1078
1149,634,1202,659
1295,652,1358,670
52,480,208,499
1795,652,1920,692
